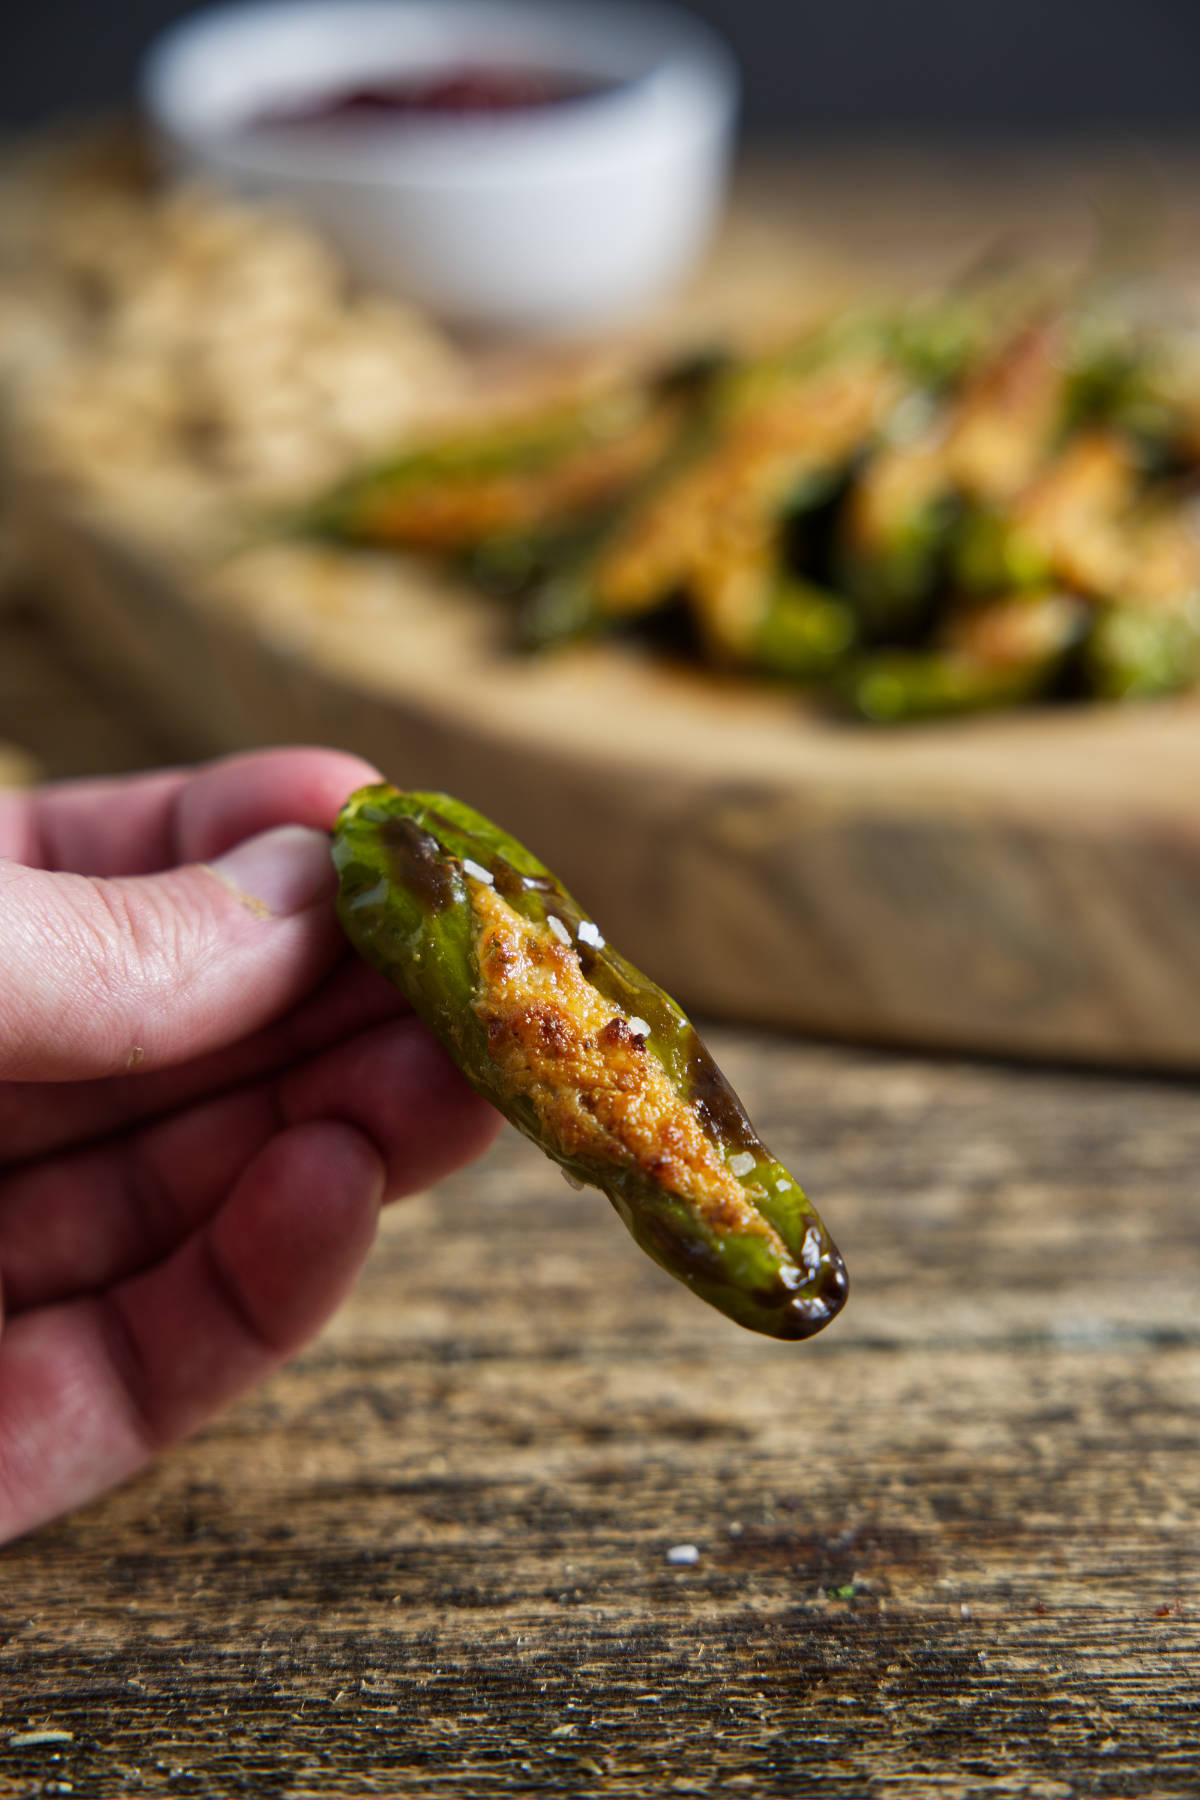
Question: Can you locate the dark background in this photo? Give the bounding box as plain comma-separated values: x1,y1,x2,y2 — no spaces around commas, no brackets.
3,0,1200,136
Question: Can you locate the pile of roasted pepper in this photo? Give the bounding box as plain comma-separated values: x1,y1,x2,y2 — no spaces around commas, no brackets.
300,284,1200,721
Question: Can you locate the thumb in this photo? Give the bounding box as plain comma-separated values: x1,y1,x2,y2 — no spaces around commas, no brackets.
0,826,343,1081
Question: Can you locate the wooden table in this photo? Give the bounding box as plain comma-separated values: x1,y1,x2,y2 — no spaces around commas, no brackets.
0,1029,1197,1799
2,152,1199,1798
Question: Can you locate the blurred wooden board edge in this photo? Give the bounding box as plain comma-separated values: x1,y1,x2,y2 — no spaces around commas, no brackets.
17,478,1200,1074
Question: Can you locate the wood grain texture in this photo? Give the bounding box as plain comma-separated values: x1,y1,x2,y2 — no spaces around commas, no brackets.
1,1033,1198,1799
0,592,180,780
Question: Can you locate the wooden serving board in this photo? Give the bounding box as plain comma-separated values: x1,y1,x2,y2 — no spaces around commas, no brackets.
14,147,1200,1070
22,493,1200,1072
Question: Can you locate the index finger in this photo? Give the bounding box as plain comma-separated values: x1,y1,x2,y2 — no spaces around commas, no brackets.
0,747,382,876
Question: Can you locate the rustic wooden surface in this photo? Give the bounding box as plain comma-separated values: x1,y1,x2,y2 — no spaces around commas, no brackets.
15,144,1200,1067
0,591,177,781
1,1032,1198,1800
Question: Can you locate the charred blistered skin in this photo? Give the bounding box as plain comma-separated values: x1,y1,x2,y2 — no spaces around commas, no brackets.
332,785,848,1341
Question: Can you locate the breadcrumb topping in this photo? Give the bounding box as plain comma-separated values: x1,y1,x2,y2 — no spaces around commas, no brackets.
468,879,775,1239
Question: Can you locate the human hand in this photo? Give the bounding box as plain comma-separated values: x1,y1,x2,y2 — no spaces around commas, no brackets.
0,747,500,1543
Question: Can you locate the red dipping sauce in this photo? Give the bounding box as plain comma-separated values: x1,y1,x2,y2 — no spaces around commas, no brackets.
251,64,621,127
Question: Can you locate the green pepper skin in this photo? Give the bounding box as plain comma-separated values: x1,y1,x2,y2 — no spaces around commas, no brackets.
839,644,1058,724
1084,602,1200,700
753,579,858,680
838,587,1091,723
953,504,1053,596
516,557,613,651
839,490,963,637
332,785,848,1341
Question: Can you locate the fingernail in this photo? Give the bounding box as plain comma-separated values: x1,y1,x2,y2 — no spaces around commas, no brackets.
207,826,334,919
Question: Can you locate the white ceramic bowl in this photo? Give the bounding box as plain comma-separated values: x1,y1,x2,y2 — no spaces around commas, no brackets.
141,0,739,334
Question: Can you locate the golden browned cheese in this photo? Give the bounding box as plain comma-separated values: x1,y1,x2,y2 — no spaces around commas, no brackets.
468,879,775,1240
1006,432,1134,597
1005,431,1200,613
946,322,1064,504
1120,511,1200,611
943,590,1085,666
595,355,900,638
592,449,717,618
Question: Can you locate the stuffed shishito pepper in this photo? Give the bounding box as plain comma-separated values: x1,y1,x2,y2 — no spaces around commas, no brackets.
332,785,848,1341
